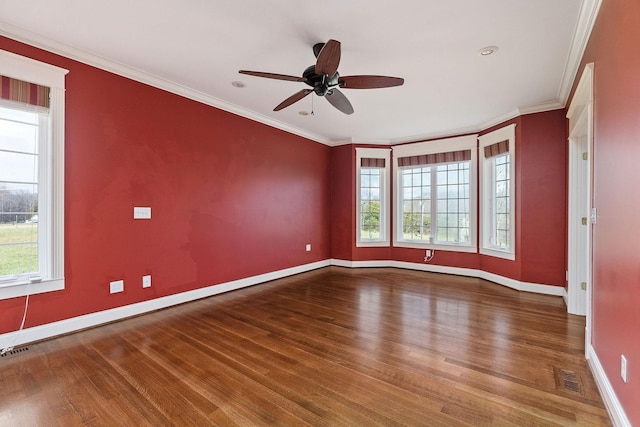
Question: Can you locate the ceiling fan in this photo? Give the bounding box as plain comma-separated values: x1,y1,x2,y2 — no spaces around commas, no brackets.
239,39,404,115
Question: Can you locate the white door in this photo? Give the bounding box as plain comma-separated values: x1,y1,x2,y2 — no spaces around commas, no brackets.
566,63,594,357
568,114,590,316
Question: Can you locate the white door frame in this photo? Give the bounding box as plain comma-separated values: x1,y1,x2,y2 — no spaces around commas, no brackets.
566,63,594,357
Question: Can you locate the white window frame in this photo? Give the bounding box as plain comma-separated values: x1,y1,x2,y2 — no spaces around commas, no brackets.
479,124,516,260
0,49,68,299
356,147,390,247
392,135,478,253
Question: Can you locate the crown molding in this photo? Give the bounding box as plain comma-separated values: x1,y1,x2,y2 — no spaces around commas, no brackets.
0,0,601,149
388,123,482,145
0,21,332,145
557,0,603,104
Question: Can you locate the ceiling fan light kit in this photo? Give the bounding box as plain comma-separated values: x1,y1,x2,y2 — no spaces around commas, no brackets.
239,39,404,115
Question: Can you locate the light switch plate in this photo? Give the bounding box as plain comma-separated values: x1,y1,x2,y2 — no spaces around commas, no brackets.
133,207,151,219
142,275,151,288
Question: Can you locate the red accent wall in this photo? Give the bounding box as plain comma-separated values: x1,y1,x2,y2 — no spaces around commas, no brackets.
571,0,640,422
0,37,331,334
331,111,567,289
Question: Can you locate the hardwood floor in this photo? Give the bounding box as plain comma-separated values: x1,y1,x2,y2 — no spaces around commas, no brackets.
0,267,610,426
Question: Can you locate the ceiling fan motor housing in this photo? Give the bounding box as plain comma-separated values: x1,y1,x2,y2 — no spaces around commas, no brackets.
303,65,339,96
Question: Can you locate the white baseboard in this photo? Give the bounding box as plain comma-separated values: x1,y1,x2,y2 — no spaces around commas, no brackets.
0,258,565,349
0,260,331,350
4,258,624,424
587,345,631,427
330,259,565,296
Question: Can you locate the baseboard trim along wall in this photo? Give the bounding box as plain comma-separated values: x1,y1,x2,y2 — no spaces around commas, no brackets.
0,258,563,350
0,260,331,350
3,257,622,424
587,345,631,427
330,259,565,296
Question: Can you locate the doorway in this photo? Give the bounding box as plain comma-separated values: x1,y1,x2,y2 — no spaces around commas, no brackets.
566,63,594,356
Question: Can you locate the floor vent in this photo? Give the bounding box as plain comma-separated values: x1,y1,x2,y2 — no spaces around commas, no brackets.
0,347,30,359
554,367,581,393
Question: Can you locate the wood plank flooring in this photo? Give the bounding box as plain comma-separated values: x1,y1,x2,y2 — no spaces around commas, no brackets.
0,267,611,426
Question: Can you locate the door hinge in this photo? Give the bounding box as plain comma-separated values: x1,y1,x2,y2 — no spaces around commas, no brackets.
591,207,598,224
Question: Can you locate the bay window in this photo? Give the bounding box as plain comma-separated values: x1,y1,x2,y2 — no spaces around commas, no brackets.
479,124,516,259
356,148,390,246
393,135,477,252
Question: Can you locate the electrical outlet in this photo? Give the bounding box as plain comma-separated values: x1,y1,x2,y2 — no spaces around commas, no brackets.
621,355,628,383
142,275,151,288
109,280,124,294
306,244,311,252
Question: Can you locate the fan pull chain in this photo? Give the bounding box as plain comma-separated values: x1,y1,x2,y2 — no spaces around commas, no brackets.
311,94,315,115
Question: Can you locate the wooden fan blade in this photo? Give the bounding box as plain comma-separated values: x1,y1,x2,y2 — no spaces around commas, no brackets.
312,42,324,58
339,75,405,89
239,70,305,82
274,89,313,111
315,39,341,77
325,89,354,115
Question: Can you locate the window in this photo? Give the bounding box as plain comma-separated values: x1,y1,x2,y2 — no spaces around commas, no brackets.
393,135,477,252
480,124,516,259
356,148,390,246
0,49,68,299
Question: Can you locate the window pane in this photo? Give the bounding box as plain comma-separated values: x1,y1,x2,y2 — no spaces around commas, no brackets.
370,173,380,187
461,169,469,184
402,172,412,187
370,188,380,200
1,105,44,279
447,185,458,198
421,186,431,199
401,166,432,242
400,160,470,245
411,172,421,186
496,198,508,214
496,181,507,197
448,170,458,184
412,186,422,199
359,166,384,241
490,151,511,249
432,161,470,245
0,151,38,183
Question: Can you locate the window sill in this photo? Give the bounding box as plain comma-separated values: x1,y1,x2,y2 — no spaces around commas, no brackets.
0,277,64,300
356,240,391,248
480,247,516,260
394,241,477,253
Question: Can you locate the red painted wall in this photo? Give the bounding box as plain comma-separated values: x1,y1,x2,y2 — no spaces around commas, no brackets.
571,0,640,422
0,37,331,334
329,145,354,261
331,111,567,289
518,110,567,286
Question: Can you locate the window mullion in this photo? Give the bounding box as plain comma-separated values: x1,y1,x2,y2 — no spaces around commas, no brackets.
430,166,437,243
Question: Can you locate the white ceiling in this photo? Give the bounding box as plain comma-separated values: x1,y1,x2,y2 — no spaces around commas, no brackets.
0,0,599,146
